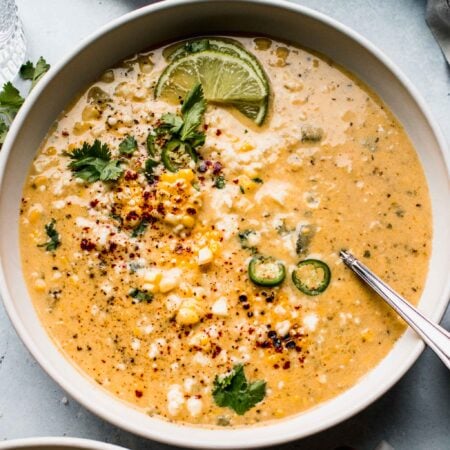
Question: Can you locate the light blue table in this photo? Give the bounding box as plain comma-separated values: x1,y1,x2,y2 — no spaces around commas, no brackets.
1,1,449,449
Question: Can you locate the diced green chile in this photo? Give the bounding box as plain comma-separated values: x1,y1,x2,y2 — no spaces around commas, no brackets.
248,256,286,287
291,259,330,295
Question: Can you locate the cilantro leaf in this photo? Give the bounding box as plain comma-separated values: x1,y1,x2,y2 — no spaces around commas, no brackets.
160,113,184,134
66,140,123,182
131,219,149,238
32,57,51,88
20,57,50,90
180,83,206,141
38,219,61,252
0,82,24,121
212,364,266,415
19,61,35,80
118,135,138,155
0,119,9,145
129,288,153,303
213,175,226,189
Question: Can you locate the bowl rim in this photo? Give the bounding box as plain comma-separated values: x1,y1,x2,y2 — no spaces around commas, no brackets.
0,0,449,448
0,437,128,450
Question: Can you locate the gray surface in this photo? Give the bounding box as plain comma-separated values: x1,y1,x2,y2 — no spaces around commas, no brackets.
0,0,449,449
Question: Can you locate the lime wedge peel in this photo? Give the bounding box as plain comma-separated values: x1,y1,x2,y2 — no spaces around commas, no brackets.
167,37,268,90
156,39,271,126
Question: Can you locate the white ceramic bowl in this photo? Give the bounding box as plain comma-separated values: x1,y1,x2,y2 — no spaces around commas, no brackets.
0,438,127,450
0,0,449,448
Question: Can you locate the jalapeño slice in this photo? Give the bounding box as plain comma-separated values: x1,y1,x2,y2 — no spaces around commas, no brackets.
292,259,331,296
248,256,286,287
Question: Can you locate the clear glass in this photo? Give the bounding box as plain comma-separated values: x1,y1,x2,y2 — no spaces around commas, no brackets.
0,0,26,85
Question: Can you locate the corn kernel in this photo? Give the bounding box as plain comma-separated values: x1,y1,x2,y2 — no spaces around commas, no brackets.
189,332,210,350
181,215,195,228
33,175,48,187
142,283,155,292
35,279,46,291
159,269,181,293
28,204,43,223
100,70,115,83
239,175,257,192
82,105,101,121
176,298,203,325
268,353,283,364
143,269,161,283
176,307,200,326
209,240,221,255
45,146,57,156
239,142,254,152
361,328,374,342
73,121,92,135
274,408,285,418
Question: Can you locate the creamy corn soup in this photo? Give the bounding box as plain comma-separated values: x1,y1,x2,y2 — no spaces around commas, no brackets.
20,37,431,427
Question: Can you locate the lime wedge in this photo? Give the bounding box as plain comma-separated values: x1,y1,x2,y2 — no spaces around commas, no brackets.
156,50,268,103
166,37,268,89
233,99,268,126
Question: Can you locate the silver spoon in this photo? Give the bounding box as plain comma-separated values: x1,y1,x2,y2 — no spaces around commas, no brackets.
340,250,450,369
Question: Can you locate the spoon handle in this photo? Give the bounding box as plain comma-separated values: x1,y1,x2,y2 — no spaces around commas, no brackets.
340,250,450,369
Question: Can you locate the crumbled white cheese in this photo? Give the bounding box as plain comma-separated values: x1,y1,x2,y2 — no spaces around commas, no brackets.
198,247,213,265
335,154,352,172
148,338,166,359
274,305,286,315
215,214,238,240
165,294,182,312
318,374,327,384
183,377,196,393
254,180,290,205
192,352,210,366
275,320,291,337
303,313,319,331
212,297,228,316
131,338,141,351
159,268,182,293
167,384,184,416
186,397,202,417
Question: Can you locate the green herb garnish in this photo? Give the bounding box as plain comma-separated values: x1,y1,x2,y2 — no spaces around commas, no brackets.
20,56,50,90
131,219,149,238
252,177,264,184
0,119,8,145
156,84,206,172
212,364,266,415
129,288,153,303
0,82,24,122
214,175,226,189
118,135,138,155
65,140,123,182
0,57,49,148
38,219,61,251
238,229,257,253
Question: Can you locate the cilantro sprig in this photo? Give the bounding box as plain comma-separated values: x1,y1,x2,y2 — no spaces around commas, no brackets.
38,219,61,252
118,135,138,155
212,364,266,415
145,83,206,176
65,139,123,183
129,288,153,304
0,57,50,148
0,82,24,122
19,57,50,90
